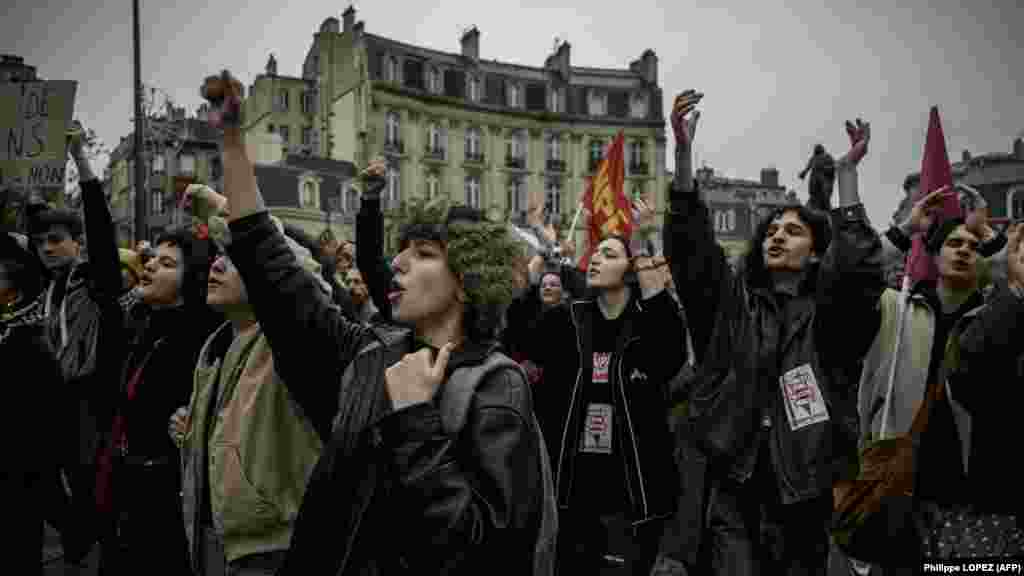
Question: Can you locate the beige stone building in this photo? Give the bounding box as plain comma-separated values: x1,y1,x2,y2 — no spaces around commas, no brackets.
243,6,668,251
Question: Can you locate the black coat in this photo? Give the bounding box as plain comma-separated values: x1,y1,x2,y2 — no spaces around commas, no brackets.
533,289,685,523
947,284,1024,517
666,183,885,504
226,211,543,575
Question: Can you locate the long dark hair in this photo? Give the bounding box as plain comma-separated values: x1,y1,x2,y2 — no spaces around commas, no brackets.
742,204,831,290
153,226,218,313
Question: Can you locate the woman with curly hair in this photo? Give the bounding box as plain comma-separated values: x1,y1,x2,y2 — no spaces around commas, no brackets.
199,69,551,575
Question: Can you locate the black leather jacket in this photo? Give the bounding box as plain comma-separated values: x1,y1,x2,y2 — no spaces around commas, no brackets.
226,212,542,575
666,182,884,504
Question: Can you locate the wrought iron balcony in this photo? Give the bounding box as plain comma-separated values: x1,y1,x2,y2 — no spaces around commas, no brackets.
424,145,446,160
546,158,566,172
629,161,649,175
505,155,526,169
465,150,485,164
383,139,404,154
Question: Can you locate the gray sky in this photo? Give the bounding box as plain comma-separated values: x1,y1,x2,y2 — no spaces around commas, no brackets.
4,0,1022,227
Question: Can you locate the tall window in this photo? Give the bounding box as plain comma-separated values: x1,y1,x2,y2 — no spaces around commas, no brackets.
302,180,316,207
508,177,526,216
465,175,481,208
385,111,400,144
714,208,737,234
589,140,604,169
630,93,648,118
546,133,561,161
302,126,313,147
588,89,607,115
386,56,398,82
279,125,290,144
277,89,289,112
428,67,441,93
178,153,196,176
425,172,439,200
301,90,315,114
545,179,562,216
151,188,164,215
1011,187,1024,220
507,129,526,160
468,75,480,102
385,166,401,210
550,88,561,113
465,127,481,158
508,82,520,107
428,122,444,153
629,140,645,171
152,154,165,174
344,182,360,213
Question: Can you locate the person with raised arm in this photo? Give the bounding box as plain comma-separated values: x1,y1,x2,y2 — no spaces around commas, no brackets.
199,70,551,576
664,90,885,575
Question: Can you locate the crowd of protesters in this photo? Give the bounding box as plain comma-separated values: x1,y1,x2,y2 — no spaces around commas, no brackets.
2,73,1022,576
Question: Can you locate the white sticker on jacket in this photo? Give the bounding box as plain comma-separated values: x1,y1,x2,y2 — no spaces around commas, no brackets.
592,352,611,383
779,364,830,431
581,403,613,454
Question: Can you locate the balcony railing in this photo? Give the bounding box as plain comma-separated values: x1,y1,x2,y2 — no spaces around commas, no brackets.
546,158,566,172
384,139,404,154
629,161,649,175
465,150,485,164
424,146,446,160
505,156,526,170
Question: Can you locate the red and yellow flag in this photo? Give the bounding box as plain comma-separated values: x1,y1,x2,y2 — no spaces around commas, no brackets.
580,131,630,270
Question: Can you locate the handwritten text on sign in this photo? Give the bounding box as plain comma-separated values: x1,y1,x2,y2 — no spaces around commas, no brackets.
0,80,77,189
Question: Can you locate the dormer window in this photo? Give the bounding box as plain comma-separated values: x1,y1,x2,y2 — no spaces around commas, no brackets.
468,75,480,102
428,66,442,93
386,56,399,82
588,89,607,116
550,88,561,113
630,92,648,118
507,82,520,107
299,175,320,209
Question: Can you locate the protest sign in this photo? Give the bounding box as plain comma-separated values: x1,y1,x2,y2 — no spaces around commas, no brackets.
0,80,77,193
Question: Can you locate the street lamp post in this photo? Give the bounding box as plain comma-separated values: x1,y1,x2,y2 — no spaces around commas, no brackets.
132,0,148,243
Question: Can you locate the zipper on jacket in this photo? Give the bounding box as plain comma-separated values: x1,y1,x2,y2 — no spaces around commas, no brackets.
617,335,649,517
556,301,587,499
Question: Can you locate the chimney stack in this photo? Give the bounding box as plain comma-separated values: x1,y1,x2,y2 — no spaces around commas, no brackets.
342,6,356,34
962,149,971,164
266,54,278,76
1014,137,1024,160
461,27,480,60
760,167,779,188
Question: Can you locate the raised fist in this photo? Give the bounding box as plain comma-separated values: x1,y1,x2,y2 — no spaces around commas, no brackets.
200,71,244,129
670,90,703,149
839,118,871,166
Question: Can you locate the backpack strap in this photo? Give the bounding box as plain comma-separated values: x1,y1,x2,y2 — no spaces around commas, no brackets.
440,351,526,435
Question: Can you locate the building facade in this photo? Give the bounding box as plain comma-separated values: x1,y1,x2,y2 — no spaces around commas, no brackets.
694,165,797,262
244,6,668,252
251,147,357,242
103,107,223,246
896,137,1024,223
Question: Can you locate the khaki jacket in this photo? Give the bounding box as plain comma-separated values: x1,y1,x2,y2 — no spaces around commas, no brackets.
181,321,322,567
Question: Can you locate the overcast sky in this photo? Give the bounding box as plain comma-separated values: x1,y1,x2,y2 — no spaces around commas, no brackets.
3,0,1022,227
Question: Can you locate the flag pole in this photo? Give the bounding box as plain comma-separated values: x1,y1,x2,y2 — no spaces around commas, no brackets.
568,199,585,237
